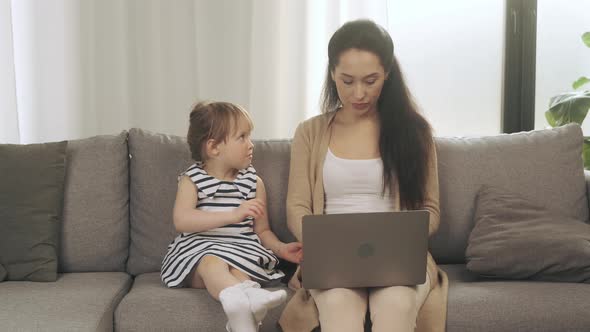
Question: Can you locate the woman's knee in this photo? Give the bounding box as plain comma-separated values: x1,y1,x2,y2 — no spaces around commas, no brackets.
312,288,367,331
370,286,417,316
313,288,368,316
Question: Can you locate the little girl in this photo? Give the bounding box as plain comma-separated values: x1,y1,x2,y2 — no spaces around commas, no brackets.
161,101,303,332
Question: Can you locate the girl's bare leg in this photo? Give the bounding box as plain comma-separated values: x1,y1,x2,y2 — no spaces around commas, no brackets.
230,267,251,283
189,269,206,288
196,255,243,300
196,255,257,332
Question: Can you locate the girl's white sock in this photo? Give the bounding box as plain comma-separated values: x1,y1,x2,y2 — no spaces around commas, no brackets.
218,284,258,332
240,280,288,324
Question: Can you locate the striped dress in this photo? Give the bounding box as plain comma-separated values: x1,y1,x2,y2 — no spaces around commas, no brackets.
161,163,284,288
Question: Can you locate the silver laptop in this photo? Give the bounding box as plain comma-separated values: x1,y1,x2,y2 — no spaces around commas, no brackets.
301,210,429,289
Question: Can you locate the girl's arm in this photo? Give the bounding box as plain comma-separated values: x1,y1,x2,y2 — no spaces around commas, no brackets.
172,176,240,233
254,176,303,264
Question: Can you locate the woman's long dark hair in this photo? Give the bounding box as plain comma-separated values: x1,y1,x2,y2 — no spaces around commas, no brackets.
320,19,434,210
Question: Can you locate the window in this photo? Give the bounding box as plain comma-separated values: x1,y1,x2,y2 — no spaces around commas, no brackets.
535,0,590,133
387,1,505,137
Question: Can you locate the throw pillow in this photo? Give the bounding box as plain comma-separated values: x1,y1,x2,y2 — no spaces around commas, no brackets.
466,185,590,282
0,263,6,281
0,141,67,281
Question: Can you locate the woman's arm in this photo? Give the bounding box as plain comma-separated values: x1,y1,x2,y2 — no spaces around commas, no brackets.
254,176,303,263
423,140,440,237
286,122,314,242
172,176,240,233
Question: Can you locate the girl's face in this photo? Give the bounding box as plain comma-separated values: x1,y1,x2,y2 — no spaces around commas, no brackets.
331,48,387,115
216,117,254,170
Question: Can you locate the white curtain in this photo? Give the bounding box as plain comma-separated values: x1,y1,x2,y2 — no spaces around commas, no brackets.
0,0,388,144
0,0,19,143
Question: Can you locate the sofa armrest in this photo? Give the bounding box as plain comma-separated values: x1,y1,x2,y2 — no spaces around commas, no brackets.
585,170,590,214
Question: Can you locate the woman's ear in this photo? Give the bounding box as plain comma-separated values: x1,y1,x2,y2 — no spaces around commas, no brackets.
330,70,335,82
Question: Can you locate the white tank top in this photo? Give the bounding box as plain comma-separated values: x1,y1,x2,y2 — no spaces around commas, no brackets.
323,148,395,214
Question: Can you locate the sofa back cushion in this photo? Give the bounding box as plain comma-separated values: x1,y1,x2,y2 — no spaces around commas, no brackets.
247,140,295,243
126,129,294,275
126,124,588,270
60,132,129,272
127,129,192,275
430,123,589,263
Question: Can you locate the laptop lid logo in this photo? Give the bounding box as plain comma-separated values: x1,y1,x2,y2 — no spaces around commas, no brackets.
357,243,375,258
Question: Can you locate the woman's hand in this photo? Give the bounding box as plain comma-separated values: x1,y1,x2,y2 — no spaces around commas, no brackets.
232,199,265,222
278,242,303,264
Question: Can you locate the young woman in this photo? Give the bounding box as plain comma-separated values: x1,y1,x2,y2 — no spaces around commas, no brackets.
281,20,448,332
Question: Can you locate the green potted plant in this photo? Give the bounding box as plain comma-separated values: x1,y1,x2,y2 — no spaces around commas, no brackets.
545,32,590,169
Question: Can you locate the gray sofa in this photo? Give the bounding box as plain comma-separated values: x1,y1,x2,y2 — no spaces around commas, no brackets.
1,124,589,332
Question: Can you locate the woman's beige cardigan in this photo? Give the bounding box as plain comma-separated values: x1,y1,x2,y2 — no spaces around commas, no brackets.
278,112,448,331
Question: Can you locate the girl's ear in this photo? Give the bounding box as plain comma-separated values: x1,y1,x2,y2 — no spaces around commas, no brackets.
205,138,219,157
331,70,335,82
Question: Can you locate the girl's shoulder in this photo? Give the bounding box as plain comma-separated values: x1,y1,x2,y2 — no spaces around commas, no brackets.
182,163,257,199
179,163,257,183
235,165,258,188
178,162,206,183
237,164,257,176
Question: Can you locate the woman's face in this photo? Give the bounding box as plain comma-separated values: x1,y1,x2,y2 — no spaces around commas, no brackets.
331,48,387,115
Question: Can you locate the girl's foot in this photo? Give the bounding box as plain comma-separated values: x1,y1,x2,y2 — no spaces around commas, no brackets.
219,284,258,332
240,280,288,324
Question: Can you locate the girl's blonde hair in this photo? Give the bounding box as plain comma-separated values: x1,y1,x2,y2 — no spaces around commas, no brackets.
187,101,253,161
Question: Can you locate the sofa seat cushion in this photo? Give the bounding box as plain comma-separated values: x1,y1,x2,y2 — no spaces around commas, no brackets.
115,272,291,332
0,272,131,332
442,264,590,332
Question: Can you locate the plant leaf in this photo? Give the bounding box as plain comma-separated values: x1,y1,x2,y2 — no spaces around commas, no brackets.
583,32,590,48
545,91,590,127
573,77,590,90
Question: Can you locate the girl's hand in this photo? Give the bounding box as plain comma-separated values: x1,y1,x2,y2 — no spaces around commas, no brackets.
278,242,303,264
233,199,265,222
